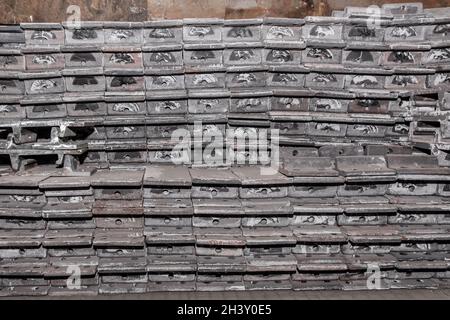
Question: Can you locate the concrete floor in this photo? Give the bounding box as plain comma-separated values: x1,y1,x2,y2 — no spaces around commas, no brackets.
3,289,450,300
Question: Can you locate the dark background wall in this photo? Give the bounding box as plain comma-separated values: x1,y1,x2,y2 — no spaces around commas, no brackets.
0,0,449,23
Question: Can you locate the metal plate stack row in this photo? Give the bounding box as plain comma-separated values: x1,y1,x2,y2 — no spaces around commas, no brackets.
1,164,450,296
1,2,450,296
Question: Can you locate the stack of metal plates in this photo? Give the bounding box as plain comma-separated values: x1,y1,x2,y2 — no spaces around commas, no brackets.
1,2,450,296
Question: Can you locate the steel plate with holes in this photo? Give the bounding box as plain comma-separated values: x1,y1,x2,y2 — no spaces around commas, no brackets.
2,6,450,295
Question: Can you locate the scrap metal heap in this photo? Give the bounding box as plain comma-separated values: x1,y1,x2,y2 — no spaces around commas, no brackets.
1,3,450,296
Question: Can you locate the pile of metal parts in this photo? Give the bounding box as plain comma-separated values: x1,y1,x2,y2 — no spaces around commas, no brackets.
1,2,450,296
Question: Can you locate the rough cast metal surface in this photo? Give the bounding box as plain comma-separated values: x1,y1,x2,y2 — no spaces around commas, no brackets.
1,3,450,296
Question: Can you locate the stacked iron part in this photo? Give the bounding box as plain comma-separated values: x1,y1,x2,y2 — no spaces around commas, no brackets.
1,2,450,296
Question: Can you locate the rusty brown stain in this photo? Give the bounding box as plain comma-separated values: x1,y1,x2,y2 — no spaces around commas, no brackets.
0,0,448,23
147,0,226,19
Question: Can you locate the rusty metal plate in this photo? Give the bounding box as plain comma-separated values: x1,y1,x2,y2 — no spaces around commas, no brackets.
2,10,450,295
